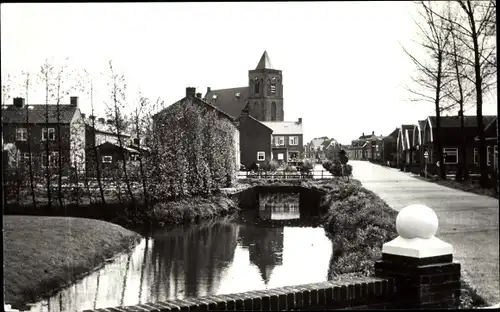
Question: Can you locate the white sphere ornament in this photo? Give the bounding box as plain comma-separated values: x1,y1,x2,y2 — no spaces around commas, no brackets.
396,204,439,239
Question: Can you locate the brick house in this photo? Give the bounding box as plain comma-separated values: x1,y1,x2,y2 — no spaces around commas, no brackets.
83,115,139,173
380,127,399,166
153,87,240,170
262,119,304,165
305,137,338,161
204,51,304,167
474,116,498,173
421,115,497,174
396,124,415,170
411,120,427,172
347,132,383,161
238,110,273,167
1,96,86,175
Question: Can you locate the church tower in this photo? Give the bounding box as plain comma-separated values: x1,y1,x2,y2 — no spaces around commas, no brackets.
247,51,284,121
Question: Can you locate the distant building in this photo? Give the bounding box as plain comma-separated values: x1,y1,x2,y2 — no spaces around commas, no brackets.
305,137,338,161
1,96,86,174
346,131,383,161
262,119,304,164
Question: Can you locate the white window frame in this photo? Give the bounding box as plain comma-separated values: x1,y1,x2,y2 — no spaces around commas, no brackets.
42,128,55,141
443,148,458,164
17,152,31,163
274,136,285,146
257,151,265,161
289,136,299,146
102,155,113,164
42,151,59,168
16,127,28,141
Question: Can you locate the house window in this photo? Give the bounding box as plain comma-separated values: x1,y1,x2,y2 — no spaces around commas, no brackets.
42,151,59,168
42,128,55,141
257,151,265,161
289,151,299,160
277,153,284,160
130,154,140,161
17,152,31,164
289,136,299,146
274,136,285,146
16,128,28,141
102,156,113,163
473,148,479,164
443,148,458,164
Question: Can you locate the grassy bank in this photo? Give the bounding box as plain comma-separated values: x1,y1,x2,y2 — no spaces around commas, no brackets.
4,216,141,309
414,175,498,199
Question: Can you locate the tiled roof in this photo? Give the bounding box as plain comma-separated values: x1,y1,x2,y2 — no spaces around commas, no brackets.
428,115,497,128
255,51,274,70
261,121,303,135
154,96,236,124
1,104,78,124
204,87,249,119
309,138,328,150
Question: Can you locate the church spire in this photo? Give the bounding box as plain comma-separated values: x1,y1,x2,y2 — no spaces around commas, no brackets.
255,51,274,70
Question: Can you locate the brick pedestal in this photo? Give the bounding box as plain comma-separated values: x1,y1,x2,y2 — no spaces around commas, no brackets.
375,253,461,309
374,204,462,309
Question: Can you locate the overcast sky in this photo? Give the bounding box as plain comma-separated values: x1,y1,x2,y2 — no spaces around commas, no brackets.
1,2,497,144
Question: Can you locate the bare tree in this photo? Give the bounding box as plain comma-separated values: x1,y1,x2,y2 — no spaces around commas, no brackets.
402,1,454,179
77,69,107,204
39,59,56,209
105,60,136,209
442,3,477,181
431,0,497,186
21,71,38,207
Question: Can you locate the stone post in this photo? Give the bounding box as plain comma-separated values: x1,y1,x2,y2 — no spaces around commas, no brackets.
375,204,461,309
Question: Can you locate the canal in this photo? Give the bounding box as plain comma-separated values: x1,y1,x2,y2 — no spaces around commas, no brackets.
26,193,334,312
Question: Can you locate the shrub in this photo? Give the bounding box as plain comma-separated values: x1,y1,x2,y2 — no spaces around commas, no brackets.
284,164,297,172
322,160,333,171
301,160,314,172
344,164,353,176
260,160,279,171
323,183,398,277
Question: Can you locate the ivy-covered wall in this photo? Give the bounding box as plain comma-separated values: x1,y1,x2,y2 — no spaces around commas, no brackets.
148,97,237,199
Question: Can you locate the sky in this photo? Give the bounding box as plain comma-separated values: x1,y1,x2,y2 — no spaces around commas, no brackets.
1,2,497,145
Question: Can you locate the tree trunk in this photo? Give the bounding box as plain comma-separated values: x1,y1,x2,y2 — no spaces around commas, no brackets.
435,54,446,180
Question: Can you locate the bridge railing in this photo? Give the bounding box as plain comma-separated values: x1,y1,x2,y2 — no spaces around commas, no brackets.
237,169,336,180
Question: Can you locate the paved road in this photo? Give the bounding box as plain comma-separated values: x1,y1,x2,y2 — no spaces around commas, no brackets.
350,160,500,306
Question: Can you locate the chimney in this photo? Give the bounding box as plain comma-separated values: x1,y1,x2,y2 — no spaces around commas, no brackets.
298,118,302,124
207,87,211,94
89,115,96,120
372,131,375,135
98,117,105,124
196,93,202,99
186,87,196,98
107,119,114,125
81,113,86,118
70,96,79,107
362,132,365,137
13,97,25,108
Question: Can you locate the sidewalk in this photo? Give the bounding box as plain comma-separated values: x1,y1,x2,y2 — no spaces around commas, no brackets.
350,160,500,306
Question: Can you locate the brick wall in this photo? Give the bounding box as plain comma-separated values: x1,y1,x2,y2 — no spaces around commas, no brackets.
81,277,402,312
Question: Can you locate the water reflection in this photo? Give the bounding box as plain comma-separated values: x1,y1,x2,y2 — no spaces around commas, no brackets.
25,202,332,312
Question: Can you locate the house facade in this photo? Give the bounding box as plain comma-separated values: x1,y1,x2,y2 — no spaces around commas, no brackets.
474,116,498,173
380,128,399,166
204,51,304,166
305,137,338,161
1,96,86,175
396,124,415,170
347,131,383,161
262,119,304,165
238,111,273,167
421,115,497,174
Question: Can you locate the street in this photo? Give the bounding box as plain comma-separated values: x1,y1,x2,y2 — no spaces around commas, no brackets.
350,160,500,306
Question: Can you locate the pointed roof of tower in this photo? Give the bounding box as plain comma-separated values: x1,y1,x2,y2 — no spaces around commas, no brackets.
255,51,274,70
